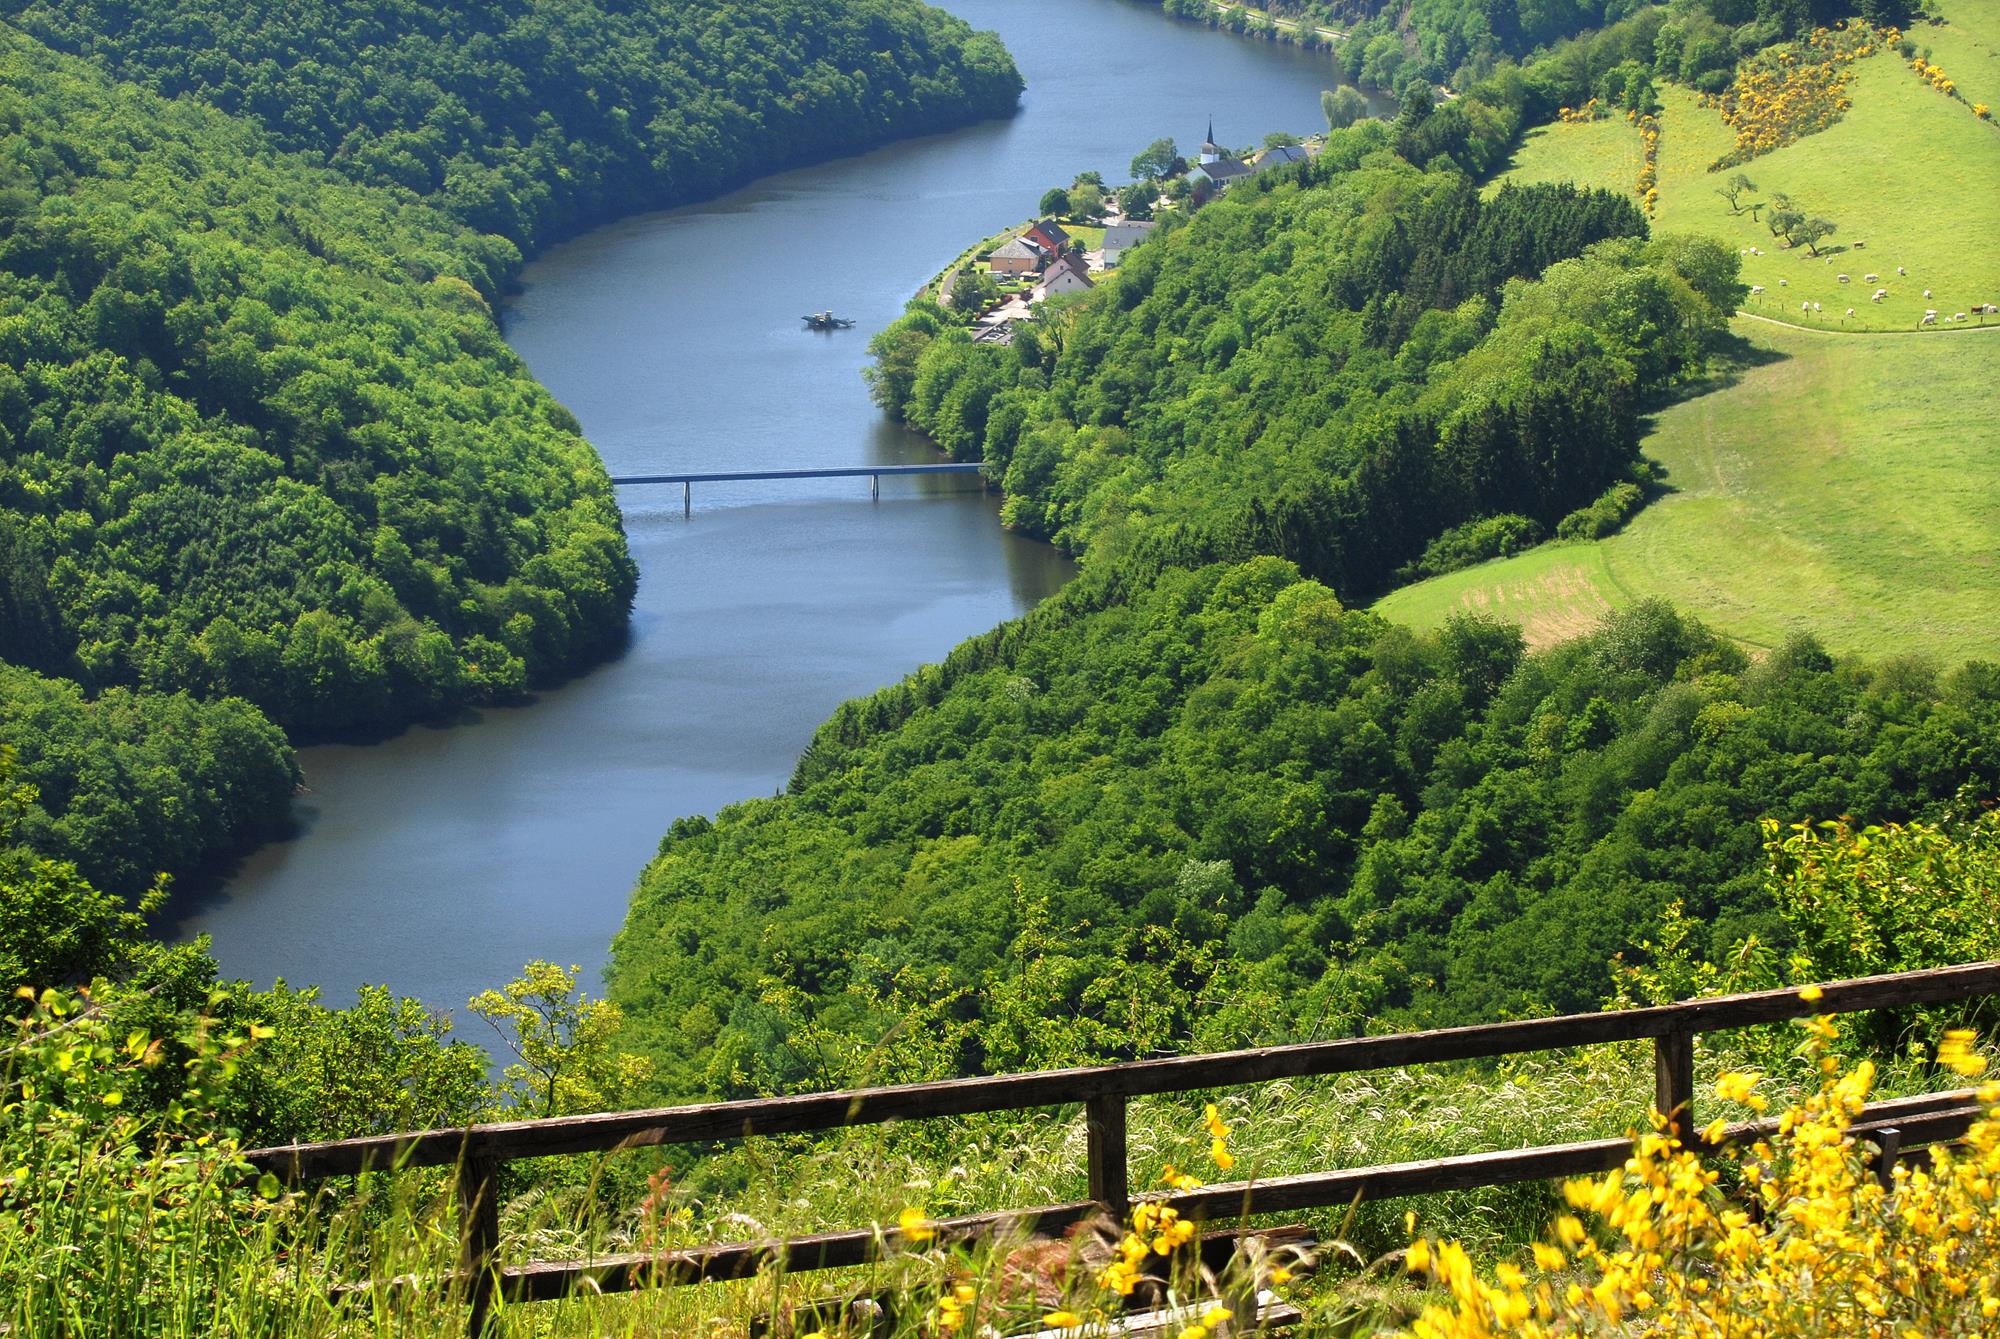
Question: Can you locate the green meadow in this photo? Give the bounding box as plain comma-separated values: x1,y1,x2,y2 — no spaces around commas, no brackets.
1920,0,2000,117
1375,319,2000,661
1492,42,2000,334
1421,17,2000,659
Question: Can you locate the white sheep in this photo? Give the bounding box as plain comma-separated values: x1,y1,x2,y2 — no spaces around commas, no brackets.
1837,273,1850,283
1872,288,1888,301
1954,312,1968,323
1864,273,1879,282
1923,289,1932,299
1845,308,1855,318
1921,312,1937,326
1779,278,1789,286
1812,302,1821,312
1802,300,1811,312
1749,284,1765,295
1897,266,1907,275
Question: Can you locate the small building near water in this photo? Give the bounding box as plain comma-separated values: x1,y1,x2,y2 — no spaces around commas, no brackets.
1101,220,1157,267
1024,218,1073,254
1032,253,1094,302
989,235,1046,276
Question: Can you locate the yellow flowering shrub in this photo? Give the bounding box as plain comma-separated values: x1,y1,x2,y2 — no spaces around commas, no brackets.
1713,23,1889,168
1910,58,1962,103
1400,1016,2000,1338
1635,113,1660,214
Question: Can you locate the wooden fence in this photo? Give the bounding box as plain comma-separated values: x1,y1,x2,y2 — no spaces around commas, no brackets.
244,961,2000,1332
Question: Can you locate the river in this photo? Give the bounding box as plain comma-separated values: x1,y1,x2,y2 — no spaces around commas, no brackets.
173,1,1367,1024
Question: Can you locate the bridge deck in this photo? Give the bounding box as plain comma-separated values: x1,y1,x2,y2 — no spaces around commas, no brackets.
610,463,983,485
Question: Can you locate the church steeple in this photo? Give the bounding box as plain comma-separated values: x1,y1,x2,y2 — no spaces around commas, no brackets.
1200,115,1222,165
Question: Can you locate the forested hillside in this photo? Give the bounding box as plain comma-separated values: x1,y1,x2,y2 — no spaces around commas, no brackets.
0,28,630,887
0,0,1023,250
614,556,2000,1097
0,1,1021,893
610,11,2000,1101
871,160,1734,605
1148,0,1919,95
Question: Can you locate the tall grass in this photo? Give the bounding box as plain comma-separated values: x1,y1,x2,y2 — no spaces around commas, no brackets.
3,983,1977,1337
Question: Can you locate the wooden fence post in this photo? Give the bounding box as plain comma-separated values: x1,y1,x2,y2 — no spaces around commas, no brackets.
458,1151,502,1336
1654,1029,1696,1149
1085,1094,1130,1218
1871,1127,1902,1191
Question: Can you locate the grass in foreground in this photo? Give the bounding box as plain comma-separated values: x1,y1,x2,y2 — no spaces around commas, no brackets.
1374,318,2000,660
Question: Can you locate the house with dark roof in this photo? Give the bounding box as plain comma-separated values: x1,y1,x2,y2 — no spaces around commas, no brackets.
1187,157,1253,195
988,235,1046,276
1024,219,1072,253
1032,252,1093,302
1254,144,1309,170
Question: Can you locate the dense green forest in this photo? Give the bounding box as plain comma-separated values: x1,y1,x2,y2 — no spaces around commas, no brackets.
0,0,1023,251
1149,0,1918,96
612,560,2000,1098
0,1,1021,893
0,27,628,887
607,10,1999,1101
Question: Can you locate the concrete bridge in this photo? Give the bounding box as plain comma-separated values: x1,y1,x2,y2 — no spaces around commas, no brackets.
609,463,986,515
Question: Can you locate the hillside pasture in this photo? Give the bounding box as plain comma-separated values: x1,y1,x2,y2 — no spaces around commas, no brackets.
1491,45,2000,334
1920,0,2000,117
1374,319,2000,661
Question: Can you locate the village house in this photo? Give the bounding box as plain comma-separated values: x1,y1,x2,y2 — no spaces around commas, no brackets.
1100,219,1157,268
1254,143,1309,170
1023,218,1072,255
1032,252,1093,302
1187,157,1252,195
988,235,1045,276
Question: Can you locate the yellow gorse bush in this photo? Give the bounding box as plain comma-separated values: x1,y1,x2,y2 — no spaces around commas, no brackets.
1401,1011,2000,1338
1713,22,1888,168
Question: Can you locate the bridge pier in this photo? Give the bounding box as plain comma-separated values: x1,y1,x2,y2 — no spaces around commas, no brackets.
871,473,879,502
683,481,691,519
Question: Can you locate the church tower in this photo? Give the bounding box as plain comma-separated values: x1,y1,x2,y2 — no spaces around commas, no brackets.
1199,116,1223,165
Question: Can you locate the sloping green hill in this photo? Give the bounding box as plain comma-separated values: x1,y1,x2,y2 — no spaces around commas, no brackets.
1492,48,2000,334
1376,319,2000,659
1390,13,2000,660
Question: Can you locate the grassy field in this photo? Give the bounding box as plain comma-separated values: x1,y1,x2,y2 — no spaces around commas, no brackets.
1374,318,2000,661
1921,0,2000,117
1490,43,2000,334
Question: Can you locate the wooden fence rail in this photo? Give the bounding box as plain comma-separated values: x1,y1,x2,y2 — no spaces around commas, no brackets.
244,961,2000,1332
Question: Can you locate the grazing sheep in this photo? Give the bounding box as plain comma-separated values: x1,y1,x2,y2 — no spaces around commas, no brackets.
1873,288,1888,301
1749,284,1765,295
1864,273,1879,282
1954,312,1968,323
1779,278,1789,286
1897,266,1906,275
1853,240,1866,249
1923,289,1932,299
1845,308,1855,318
1921,312,1937,326
1837,273,1850,283
1812,302,1821,312
1980,304,1999,315
1802,300,1811,312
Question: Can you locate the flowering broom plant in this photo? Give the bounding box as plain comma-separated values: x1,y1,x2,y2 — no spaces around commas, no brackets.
1400,1010,2000,1338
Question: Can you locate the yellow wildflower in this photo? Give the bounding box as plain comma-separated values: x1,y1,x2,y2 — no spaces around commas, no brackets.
898,1205,936,1244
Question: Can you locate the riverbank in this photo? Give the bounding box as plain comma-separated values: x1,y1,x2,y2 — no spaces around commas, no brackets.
182,0,1350,1023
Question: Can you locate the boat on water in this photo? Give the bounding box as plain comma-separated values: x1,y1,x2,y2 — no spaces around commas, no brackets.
802,311,855,330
